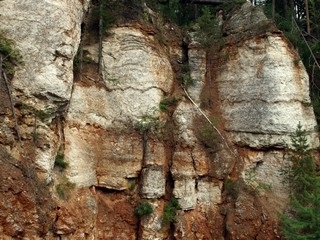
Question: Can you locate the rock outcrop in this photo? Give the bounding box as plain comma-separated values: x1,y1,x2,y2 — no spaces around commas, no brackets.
0,146,55,238
0,0,90,183
220,3,318,149
0,1,318,239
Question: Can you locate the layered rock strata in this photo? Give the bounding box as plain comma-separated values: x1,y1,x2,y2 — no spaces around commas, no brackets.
0,1,318,239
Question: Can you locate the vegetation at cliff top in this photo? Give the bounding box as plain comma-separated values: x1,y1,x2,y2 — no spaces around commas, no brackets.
280,123,320,239
144,0,245,26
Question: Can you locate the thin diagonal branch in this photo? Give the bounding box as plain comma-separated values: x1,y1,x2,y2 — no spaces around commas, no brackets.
182,86,237,158
0,55,22,148
292,17,320,71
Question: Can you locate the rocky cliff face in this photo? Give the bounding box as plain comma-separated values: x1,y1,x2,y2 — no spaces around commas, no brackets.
0,1,318,239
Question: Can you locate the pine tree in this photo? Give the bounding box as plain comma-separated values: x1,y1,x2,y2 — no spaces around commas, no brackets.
280,123,320,239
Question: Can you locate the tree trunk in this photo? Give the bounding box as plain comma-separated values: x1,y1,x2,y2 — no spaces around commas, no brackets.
305,0,311,34
272,0,275,19
283,0,288,16
98,1,103,80
288,0,294,17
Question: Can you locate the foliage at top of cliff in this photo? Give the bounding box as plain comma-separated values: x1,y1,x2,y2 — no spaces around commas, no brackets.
91,0,246,31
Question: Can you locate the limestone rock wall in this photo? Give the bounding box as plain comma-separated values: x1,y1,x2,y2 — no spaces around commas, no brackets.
0,1,318,239
0,0,90,182
217,2,319,212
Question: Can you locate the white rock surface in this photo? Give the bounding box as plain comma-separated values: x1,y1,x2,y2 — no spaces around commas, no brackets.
173,102,199,147
197,180,222,205
174,178,197,210
64,124,143,189
242,150,289,208
68,26,174,129
0,0,89,111
217,34,318,148
172,150,196,178
65,26,175,187
64,125,98,187
67,84,164,129
0,0,89,183
141,166,166,198
102,27,173,92
187,46,207,103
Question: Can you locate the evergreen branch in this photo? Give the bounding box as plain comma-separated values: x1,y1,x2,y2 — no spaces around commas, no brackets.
292,16,320,71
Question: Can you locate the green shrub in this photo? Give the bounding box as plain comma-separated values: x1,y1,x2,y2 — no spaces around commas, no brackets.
54,152,68,170
162,197,181,225
87,2,116,34
0,33,22,76
194,115,220,152
0,34,21,60
136,112,163,134
280,123,320,239
194,7,223,49
257,182,272,191
224,178,239,200
159,96,179,112
20,103,52,122
179,63,196,88
56,176,75,200
221,0,246,15
134,201,153,218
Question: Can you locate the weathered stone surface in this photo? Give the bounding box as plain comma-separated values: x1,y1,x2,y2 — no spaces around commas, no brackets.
174,102,199,147
140,200,168,240
33,123,60,183
141,166,166,199
175,206,224,240
210,146,236,179
103,27,172,92
144,139,167,166
187,44,207,103
70,26,174,129
242,150,289,209
172,150,196,178
67,84,165,129
223,2,279,43
217,4,318,149
0,146,55,239
174,178,197,210
0,0,89,111
190,145,210,176
64,124,98,187
64,124,143,189
0,0,89,184
68,26,174,129
96,191,137,240
95,131,142,190
197,179,222,205
1,1,319,239
225,191,262,240
54,192,97,238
